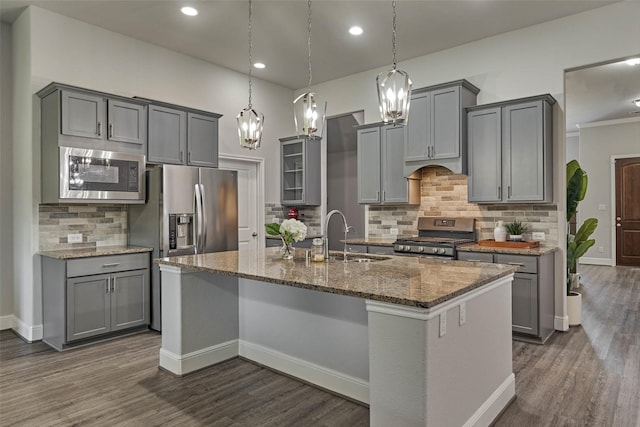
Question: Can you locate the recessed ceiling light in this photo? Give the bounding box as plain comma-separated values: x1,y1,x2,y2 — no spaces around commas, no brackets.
625,58,640,66
181,6,198,16
349,26,363,36
254,62,266,69
633,99,640,107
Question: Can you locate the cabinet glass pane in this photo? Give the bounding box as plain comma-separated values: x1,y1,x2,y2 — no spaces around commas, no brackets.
282,141,304,202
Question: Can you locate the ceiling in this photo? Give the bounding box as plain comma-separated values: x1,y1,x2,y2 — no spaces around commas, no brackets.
1,0,637,132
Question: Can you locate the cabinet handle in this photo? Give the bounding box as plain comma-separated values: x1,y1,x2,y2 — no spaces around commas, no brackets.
108,123,113,139
97,122,102,136
467,259,484,262
498,186,502,199
508,185,512,198
383,190,386,201
180,151,183,162
110,277,115,293
102,263,120,268
507,262,525,266
376,190,380,201
188,152,191,163
106,280,110,294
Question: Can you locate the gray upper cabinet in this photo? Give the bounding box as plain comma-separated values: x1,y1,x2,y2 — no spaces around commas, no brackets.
280,137,321,206
39,83,148,154
145,99,221,168
404,80,480,175
357,124,419,205
147,105,187,164
467,94,555,203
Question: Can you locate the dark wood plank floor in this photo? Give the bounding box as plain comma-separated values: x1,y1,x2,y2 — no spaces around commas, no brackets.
1,265,638,426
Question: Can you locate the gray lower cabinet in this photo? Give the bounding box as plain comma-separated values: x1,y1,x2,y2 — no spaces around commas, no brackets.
457,250,555,343
280,137,321,206
42,252,150,351
38,83,147,154
467,94,555,203
145,100,221,168
357,124,420,205
404,80,479,175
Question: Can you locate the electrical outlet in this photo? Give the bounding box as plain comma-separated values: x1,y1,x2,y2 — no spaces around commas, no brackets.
459,302,466,326
598,204,606,211
532,232,545,241
67,233,82,243
390,227,399,235
439,312,447,337
598,246,604,253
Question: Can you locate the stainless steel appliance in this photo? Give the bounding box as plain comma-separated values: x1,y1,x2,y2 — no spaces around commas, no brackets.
58,146,145,202
129,165,238,331
393,217,475,259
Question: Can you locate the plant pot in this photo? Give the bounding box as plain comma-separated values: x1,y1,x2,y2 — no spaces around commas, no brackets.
567,291,582,326
509,234,522,242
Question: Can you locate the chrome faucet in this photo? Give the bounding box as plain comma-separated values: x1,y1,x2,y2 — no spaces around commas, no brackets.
323,209,350,261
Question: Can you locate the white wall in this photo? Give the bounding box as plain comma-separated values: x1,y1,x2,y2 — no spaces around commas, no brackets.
566,133,580,163
0,23,14,328
578,119,640,265
8,6,294,338
292,1,639,330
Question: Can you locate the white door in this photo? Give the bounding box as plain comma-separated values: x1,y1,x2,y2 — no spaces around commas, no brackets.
218,157,261,250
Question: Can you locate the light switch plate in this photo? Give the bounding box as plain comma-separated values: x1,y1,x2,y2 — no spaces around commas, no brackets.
532,232,545,241
598,204,606,211
67,233,82,243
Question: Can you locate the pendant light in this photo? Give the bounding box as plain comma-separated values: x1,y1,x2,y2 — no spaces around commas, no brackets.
237,0,264,150
376,0,412,125
293,0,326,138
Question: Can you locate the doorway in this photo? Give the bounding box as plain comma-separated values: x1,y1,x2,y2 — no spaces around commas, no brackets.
218,155,264,250
326,111,365,250
614,156,640,266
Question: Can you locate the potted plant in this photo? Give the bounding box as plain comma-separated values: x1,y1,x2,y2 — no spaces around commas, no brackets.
505,220,526,241
566,160,598,326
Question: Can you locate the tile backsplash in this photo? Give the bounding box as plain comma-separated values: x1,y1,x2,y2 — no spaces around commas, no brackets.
265,203,322,236
39,204,128,251
367,167,560,247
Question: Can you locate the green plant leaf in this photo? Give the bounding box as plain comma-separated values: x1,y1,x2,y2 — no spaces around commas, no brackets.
265,223,281,236
575,218,598,243
567,167,587,221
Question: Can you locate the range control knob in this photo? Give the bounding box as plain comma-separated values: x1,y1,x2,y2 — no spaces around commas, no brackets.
417,247,425,253
405,246,412,252
395,245,402,251
432,247,438,254
438,248,446,254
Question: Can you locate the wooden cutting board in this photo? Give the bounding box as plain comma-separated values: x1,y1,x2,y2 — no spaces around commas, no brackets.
477,239,540,248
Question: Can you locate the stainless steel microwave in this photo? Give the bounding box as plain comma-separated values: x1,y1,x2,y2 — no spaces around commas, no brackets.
59,146,145,203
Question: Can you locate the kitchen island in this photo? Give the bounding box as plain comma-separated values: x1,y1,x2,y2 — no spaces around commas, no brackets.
155,248,516,427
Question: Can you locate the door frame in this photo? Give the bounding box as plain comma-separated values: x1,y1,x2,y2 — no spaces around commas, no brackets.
218,153,265,249
610,153,640,266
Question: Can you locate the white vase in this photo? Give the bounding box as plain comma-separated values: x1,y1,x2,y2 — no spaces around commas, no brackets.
567,291,582,326
494,221,507,242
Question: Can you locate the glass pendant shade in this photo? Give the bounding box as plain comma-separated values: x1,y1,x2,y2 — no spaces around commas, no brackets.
293,91,326,138
237,107,264,150
377,67,412,125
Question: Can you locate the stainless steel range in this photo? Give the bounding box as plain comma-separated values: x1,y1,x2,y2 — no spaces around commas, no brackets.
393,217,476,259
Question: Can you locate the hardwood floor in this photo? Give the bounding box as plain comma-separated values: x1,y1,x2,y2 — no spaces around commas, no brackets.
1,265,638,426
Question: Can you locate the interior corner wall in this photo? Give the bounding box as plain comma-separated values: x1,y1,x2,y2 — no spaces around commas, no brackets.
578,119,640,264
305,1,639,329
1,22,15,327
566,134,579,163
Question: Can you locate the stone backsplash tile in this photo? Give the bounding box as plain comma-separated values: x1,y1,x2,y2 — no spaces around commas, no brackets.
367,166,560,247
265,203,321,235
39,204,128,251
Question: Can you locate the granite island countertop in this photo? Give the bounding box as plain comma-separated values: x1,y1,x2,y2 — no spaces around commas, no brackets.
155,247,516,309
342,237,405,247
458,243,558,256
39,245,153,260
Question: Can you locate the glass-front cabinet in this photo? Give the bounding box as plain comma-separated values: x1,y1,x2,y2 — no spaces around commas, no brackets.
280,136,320,206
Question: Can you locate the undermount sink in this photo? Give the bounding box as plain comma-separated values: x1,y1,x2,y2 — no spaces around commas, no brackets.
325,253,390,263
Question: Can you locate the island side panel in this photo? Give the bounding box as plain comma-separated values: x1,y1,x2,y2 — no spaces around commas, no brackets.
367,275,515,427
159,265,239,375
238,278,369,403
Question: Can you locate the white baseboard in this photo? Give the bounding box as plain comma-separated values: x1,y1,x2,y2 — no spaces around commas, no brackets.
239,340,369,405
0,315,15,330
159,339,239,376
579,257,614,266
463,373,516,427
12,317,43,342
555,315,569,331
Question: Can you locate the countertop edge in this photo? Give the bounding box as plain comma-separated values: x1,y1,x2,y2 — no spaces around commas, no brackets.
39,245,154,260
457,243,558,256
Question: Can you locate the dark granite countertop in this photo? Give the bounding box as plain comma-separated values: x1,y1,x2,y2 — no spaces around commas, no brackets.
39,245,153,260
457,243,558,256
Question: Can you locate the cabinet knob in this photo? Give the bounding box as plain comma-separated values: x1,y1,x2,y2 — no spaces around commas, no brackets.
109,123,113,139
97,122,102,136
252,232,258,237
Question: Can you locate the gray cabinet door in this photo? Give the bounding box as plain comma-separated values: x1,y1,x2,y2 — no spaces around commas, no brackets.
107,100,146,147
148,105,187,164
503,101,544,201
511,272,539,335
187,112,218,168
66,274,111,342
61,90,105,140
282,139,305,204
357,127,381,203
110,269,150,331
405,92,430,161
381,125,408,203
431,86,460,159
467,108,502,202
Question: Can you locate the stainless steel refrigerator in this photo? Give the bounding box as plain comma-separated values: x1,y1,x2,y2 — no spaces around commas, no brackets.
129,165,238,331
